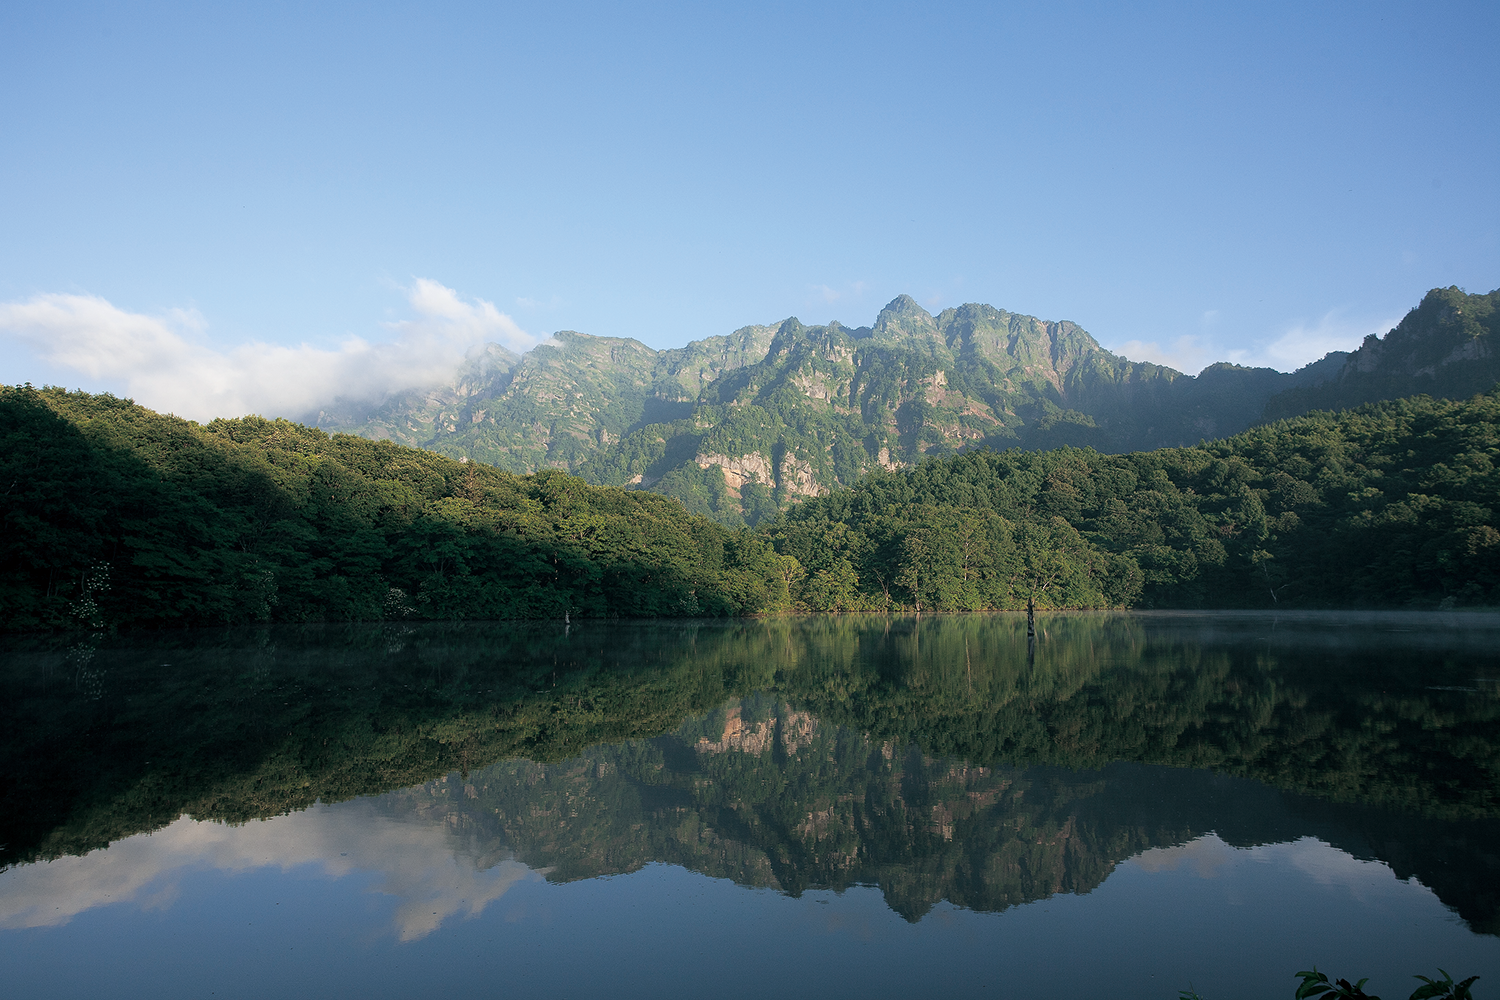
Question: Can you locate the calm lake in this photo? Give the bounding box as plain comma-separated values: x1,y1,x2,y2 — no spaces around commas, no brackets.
2,612,1498,999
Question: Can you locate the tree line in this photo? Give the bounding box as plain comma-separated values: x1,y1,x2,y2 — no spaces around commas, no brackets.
0,385,793,631
2,383,1497,630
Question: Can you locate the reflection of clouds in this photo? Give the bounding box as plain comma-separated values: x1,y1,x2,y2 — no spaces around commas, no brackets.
1272,836,1417,906
0,799,541,941
1129,835,1431,905
1131,833,1237,877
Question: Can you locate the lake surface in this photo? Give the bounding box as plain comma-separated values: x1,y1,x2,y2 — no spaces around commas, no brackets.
2,612,1498,999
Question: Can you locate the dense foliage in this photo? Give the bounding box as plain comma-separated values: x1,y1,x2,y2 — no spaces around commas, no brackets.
0,385,790,631
1280,967,1480,1000
772,388,1500,611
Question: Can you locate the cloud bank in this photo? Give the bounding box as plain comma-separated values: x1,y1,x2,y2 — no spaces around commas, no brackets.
1224,311,1399,372
0,279,533,423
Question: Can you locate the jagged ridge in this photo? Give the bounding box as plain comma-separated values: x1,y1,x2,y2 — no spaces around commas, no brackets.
312,287,1496,526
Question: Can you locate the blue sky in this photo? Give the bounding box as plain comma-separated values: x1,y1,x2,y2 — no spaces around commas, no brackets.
1,1,1496,419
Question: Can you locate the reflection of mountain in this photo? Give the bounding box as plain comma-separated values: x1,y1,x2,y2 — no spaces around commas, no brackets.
3,615,1497,927
385,702,1500,930
395,703,1162,921
1,758,1466,948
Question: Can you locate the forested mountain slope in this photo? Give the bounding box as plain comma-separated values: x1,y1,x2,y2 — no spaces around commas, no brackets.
3,384,1496,630
305,287,1496,529
771,388,1500,611
0,386,789,632
311,295,1359,524
310,323,780,472
568,295,1345,524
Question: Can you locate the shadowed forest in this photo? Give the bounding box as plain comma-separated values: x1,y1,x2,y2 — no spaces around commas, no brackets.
3,383,1498,631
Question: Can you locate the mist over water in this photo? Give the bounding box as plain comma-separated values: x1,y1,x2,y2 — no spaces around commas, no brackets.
2,612,1498,998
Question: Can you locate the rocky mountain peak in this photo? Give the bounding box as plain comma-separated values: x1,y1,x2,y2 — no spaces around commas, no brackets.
873,294,940,341
765,316,812,358
1344,286,1495,376
307,285,1493,529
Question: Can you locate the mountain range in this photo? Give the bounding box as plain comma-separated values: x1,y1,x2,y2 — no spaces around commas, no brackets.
311,285,1498,525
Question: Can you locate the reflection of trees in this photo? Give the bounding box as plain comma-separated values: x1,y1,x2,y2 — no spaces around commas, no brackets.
2,615,1497,925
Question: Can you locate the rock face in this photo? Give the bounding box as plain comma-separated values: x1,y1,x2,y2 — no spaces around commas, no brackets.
692,451,775,497
572,296,1350,522
311,287,1497,526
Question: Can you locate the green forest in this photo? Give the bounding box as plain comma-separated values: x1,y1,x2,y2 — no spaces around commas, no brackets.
2,382,1498,630
774,386,1500,611
0,385,793,631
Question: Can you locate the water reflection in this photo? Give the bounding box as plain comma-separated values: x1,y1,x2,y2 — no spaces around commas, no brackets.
0,801,540,940
2,612,1497,934
6,699,1497,944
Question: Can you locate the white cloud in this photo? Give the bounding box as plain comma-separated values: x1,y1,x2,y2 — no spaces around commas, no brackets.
0,798,542,941
1230,311,1396,371
1112,334,1213,374
1129,832,1237,877
515,293,564,311
0,279,534,422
